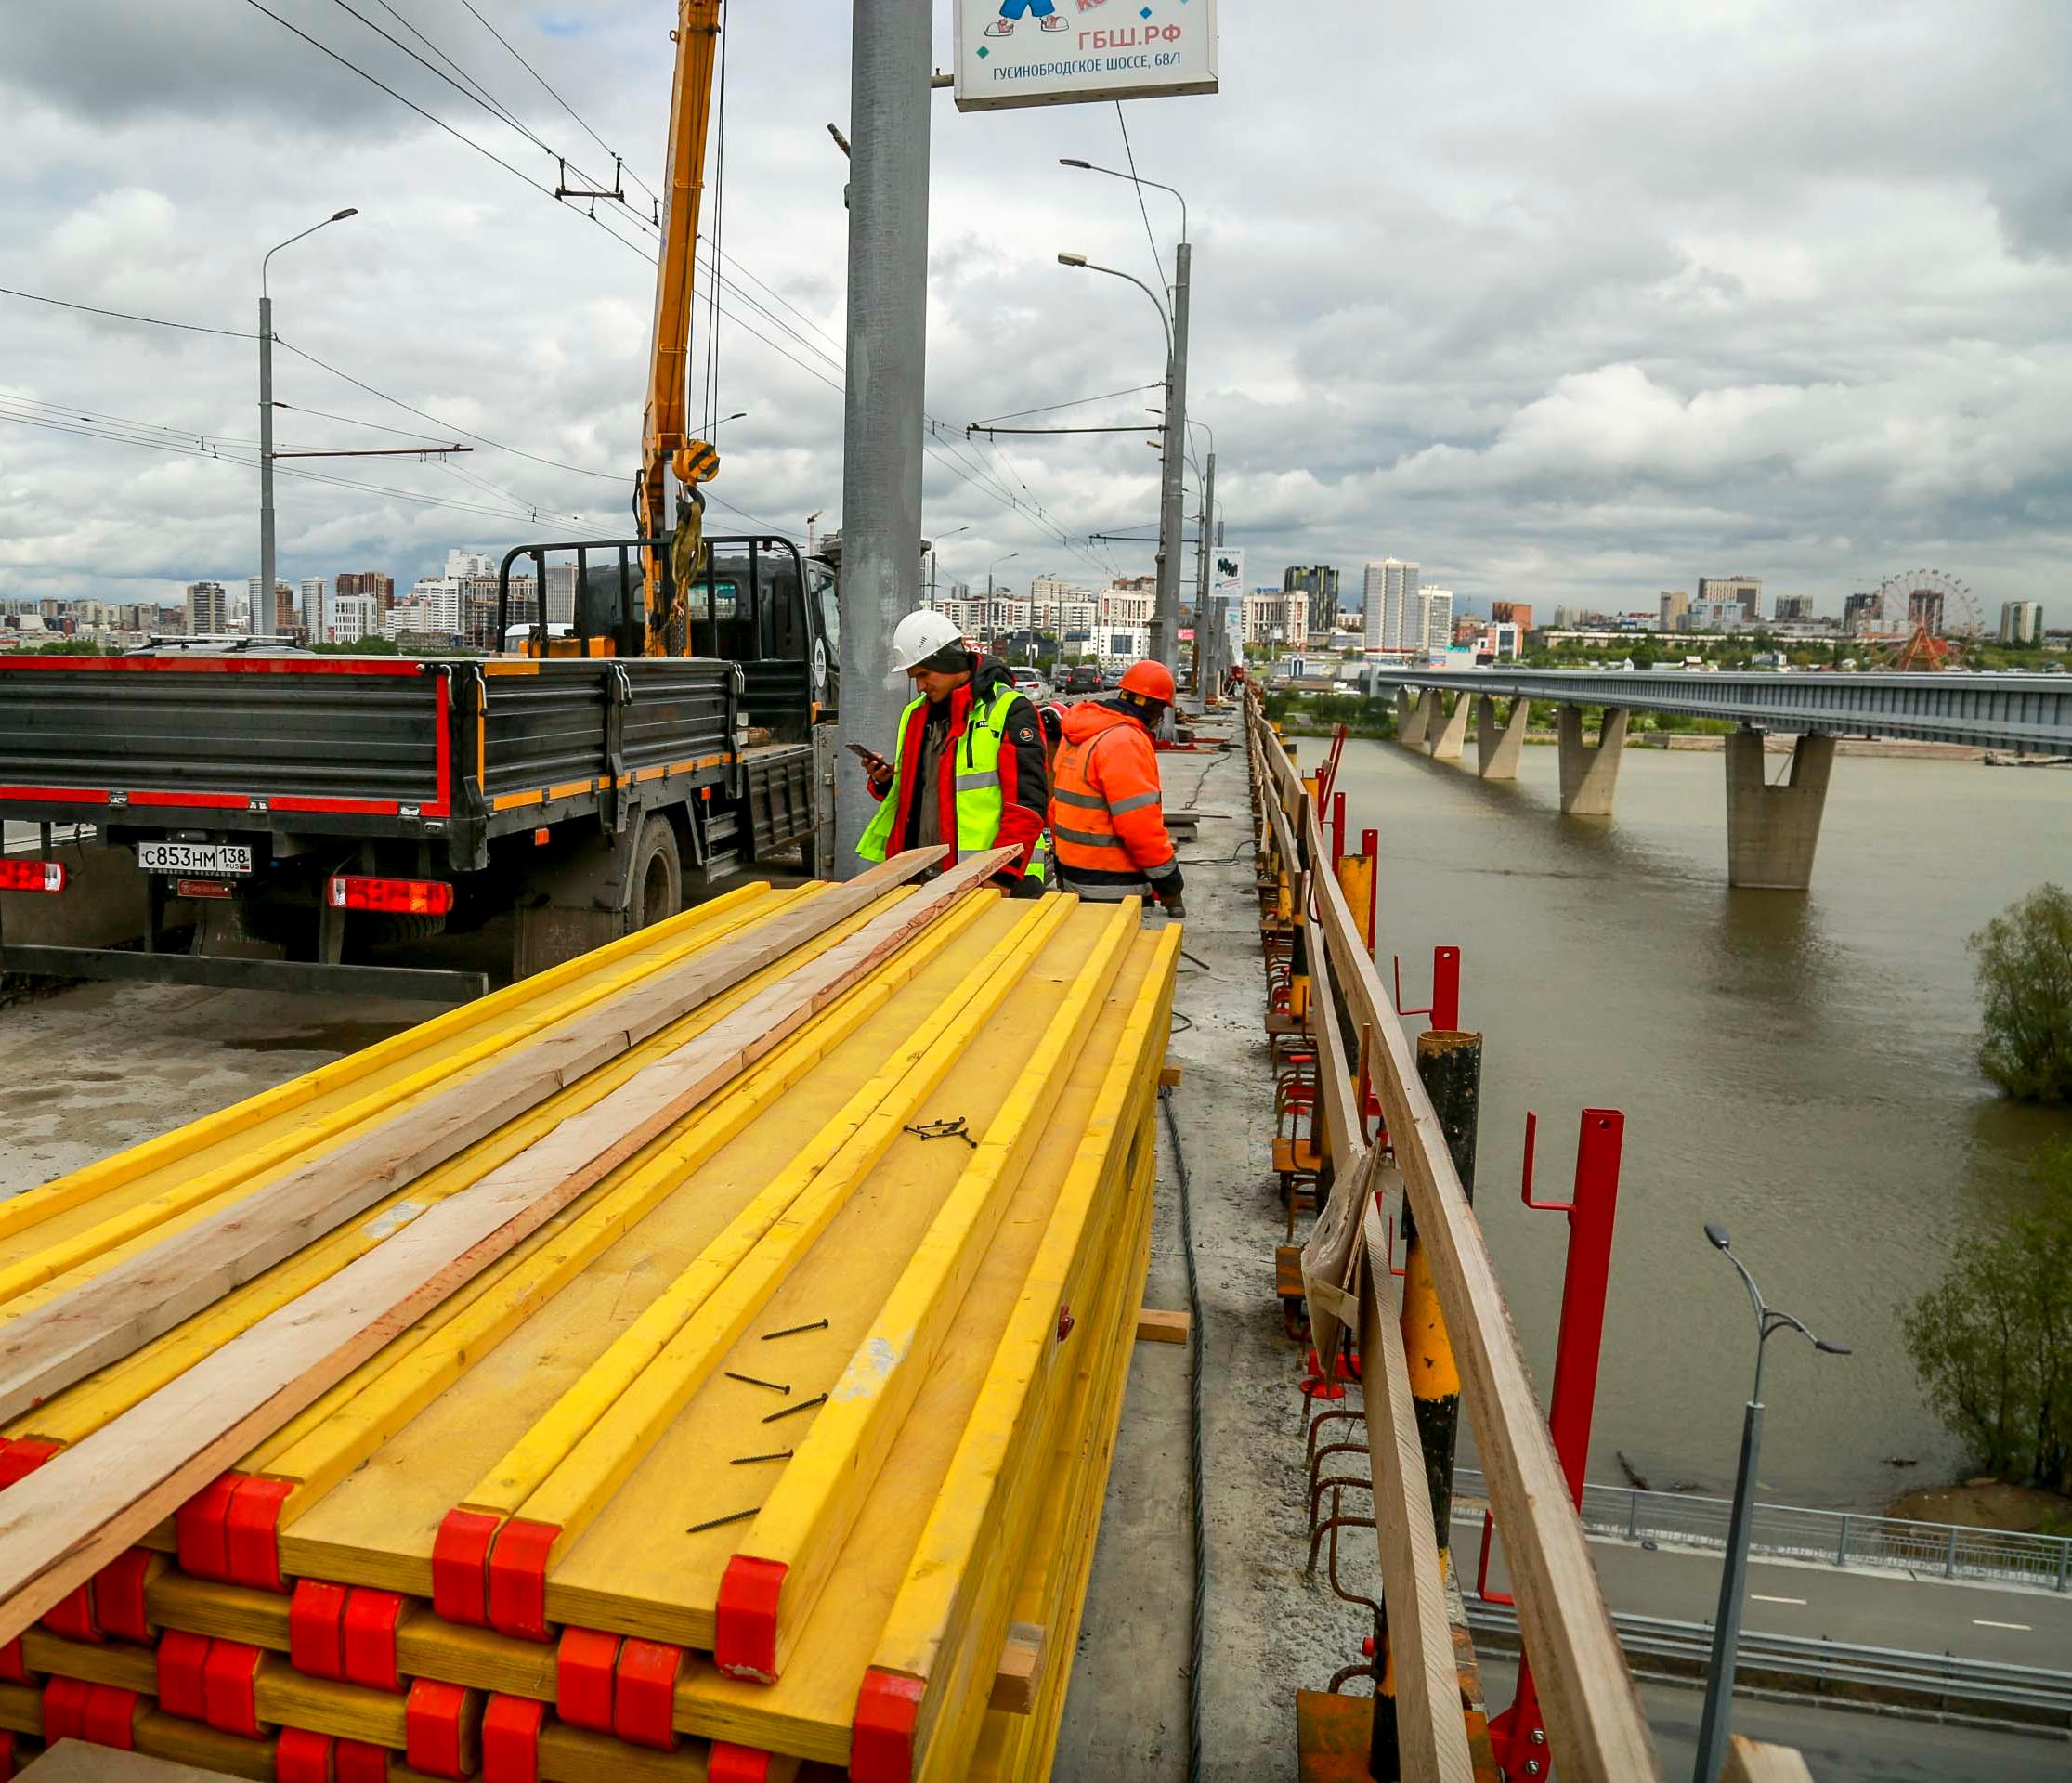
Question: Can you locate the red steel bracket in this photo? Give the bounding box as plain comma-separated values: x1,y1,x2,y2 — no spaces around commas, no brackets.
289,1579,350,1681
404,1676,475,1780
157,1630,213,1722
226,1476,294,1593
486,1517,558,1643
202,1638,267,1738
176,1472,245,1581
83,1684,139,1750
850,1668,926,1783
40,1676,92,1743
94,1548,160,1645
479,1692,544,1783
333,1740,390,1783
613,1637,682,1751
341,1589,407,1695
274,1725,336,1783
430,1508,499,1628
554,1627,620,1733
708,1744,773,1783
713,1555,786,1684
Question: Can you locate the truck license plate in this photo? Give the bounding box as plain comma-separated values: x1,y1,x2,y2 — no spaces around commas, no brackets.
137,842,254,877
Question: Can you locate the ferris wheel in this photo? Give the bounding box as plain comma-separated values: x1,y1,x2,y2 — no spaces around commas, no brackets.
1859,569,1981,669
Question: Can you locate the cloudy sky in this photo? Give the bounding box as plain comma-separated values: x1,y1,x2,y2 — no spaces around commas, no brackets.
5,0,2069,623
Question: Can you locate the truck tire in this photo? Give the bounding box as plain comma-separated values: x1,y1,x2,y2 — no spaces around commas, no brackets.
628,813,682,931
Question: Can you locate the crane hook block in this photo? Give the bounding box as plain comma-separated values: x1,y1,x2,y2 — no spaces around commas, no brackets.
672,440,721,487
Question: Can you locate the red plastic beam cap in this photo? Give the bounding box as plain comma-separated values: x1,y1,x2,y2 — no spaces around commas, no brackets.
289,1579,350,1681
0,1729,14,1783
341,1588,407,1695
0,1438,61,1489
202,1638,267,1737
0,1641,27,1685
83,1683,139,1750
156,1630,213,1722
94,1548,159,1645
479,1692,544,1783
333,1740,390,1783
227,1476,294,1592
39,1581,98,1645
613,1637,682,1751
430,1507,499,1627
707,1744,773,1783
404,1676,474,1780
851,1669,927,1783
554,1626,620,1733
713,1554,787,1683
176,1472,245,1580
486,1516,558,1642
274,1725,336,1783
40,1676,92,1744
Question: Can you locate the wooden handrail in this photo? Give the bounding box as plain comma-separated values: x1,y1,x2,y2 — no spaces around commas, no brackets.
1249,698,1662,1783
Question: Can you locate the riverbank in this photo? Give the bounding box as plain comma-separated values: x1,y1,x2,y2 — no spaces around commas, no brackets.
1889,1477,2072,1535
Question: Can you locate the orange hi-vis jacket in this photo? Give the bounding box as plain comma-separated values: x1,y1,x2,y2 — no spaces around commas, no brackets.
1048,699,1184,903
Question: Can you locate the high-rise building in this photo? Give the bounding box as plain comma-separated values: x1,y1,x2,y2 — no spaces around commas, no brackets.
1660,590,1691,631
1843,591,1880,634
1283,565,1340,642
2000,600,2043,644
1417,588,1454,653
1490,601,1533,633
1698,576,1762,621
1772,594,1815,623
273,581,297,635
1907,586,1946,635
300,578,327,641
1362,564,1388,649
336,572,396,616
186,581,228,634
1362,559,1419,648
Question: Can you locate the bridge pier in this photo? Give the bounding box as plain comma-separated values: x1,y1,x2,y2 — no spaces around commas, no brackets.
1427,692,1470,760
1398,687,1432,749
1477,696,1529,780
1726,728,1835,890
1557,704,1627,815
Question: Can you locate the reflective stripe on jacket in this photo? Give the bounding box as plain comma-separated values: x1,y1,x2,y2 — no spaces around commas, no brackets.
856,657,1049,880
1048,699,1181,902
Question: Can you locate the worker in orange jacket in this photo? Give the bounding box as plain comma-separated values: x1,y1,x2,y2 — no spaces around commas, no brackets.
1048,659,1184,916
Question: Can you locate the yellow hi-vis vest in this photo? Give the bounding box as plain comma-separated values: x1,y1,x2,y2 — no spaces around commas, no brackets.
856,683,1046,882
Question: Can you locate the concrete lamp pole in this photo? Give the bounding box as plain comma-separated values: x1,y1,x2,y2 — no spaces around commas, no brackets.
1056,242,1184,675
985,552,1020,655
1692,1224,1850,1783
259,207,358,637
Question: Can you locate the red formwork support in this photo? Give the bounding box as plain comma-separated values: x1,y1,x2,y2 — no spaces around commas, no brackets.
1479,1108,1626,1779
1392,944,1461,1035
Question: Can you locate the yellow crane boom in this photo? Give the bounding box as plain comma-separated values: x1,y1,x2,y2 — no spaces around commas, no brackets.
640,0,724,656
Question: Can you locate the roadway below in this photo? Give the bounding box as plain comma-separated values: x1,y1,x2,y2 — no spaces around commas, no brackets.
1463,1513,2072,1667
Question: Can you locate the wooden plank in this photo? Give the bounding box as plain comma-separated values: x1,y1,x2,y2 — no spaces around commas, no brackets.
1267,699,1659,1783
988,1620,1046,1714
1721,1736,1818,1783
0,851,945,1427
0,848,1017,1646
1158,1061,1183,1087
1134,1308,1190,1344
1356,1200,1474,1783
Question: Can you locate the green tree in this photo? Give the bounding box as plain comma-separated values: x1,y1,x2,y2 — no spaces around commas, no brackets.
1904,1142,2072,1490
1969,884,2072,1101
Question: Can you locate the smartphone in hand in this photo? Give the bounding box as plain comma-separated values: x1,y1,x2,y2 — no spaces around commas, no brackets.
847,742,890,777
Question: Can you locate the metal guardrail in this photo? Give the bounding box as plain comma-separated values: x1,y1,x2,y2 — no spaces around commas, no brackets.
1454,1467,2072,1592
1466,1600,2072,1727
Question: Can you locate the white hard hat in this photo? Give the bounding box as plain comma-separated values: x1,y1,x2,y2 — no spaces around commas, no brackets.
890,608,967,674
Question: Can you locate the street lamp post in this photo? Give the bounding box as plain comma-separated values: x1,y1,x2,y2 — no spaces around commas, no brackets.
1692,1224,1850,1783
1055,158,1189,677
928,524,971,611
259,208,358,636
986,552,1019,654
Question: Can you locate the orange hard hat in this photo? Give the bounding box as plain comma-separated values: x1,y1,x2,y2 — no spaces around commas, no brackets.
1118,659,1175,704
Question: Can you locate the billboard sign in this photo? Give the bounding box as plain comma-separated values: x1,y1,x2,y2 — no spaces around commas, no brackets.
954,0,1218,113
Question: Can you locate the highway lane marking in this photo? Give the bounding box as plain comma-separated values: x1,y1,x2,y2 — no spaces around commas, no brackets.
1750,1594,1806,1606
1973,1619,2031,1631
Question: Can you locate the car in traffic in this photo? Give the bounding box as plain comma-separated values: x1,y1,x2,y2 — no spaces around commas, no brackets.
1009,665,1049,702
1063,663,1102,696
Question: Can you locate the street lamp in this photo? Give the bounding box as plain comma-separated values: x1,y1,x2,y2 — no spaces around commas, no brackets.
259,208,357,636
1055,157,1191,677
1692,1224,1850,1783
927,524,971,610
986,552,1020,655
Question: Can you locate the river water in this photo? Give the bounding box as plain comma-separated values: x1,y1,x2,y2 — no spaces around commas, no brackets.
1326,736,2072,1509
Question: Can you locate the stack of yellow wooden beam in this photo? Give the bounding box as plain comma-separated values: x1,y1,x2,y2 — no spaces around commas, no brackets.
0,868,1177,1783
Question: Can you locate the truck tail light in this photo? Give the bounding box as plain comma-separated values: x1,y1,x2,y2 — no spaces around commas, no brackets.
327,876,454,916
0,859,67,893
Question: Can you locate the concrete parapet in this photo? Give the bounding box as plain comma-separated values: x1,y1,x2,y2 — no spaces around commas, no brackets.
1556,704,1628,815
1726,728,1835,890
1397,686,1429,748
1477,696,1529,780
1428,692,1470,760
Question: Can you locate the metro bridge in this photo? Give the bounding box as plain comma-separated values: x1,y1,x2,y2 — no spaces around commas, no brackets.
1358,667,2072,890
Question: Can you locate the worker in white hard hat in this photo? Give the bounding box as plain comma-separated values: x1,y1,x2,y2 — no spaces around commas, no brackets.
854,609,1049,892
